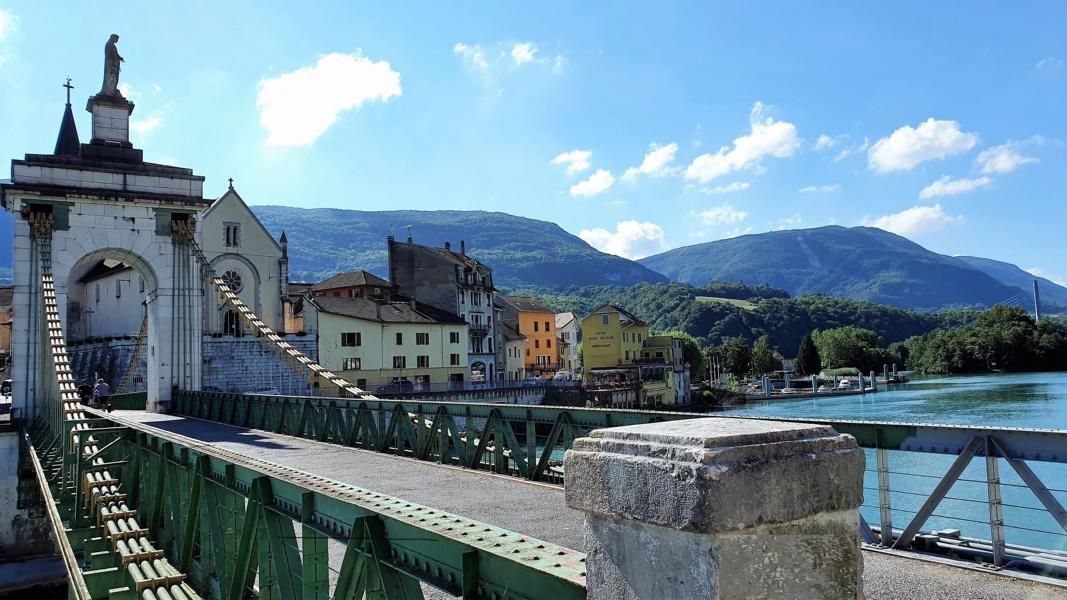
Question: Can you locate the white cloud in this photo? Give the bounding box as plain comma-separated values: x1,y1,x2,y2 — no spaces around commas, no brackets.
700,181,750,195
813,134,839,151
863,204,963,237
1035,56,1064,70
569,169,615,197
454,43,490,72
694,204,748,225
723,226,753,239
918,175,993,199
511,42,538,66
1026,267,1067,288
579,220,665,259
257,52,401,147
553,54,569,74
551,149,592,176
975,141,1038,174
833,137,868,162
777,213,803,230
0,10,14,41
799,184,841,193
868,118,978,172
685,102,801,183
131,113,163,136
622,142,679,182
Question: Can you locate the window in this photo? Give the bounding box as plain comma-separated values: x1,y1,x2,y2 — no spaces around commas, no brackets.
139,277,145,293
395,332,403,345
416,332,429,345
602,314,609,325
449,331,460,343
392,356,406,369
342,357,361,370
460,291,465,304
625,350,630,360
116,281,122,299
533,321,539,332
449,353,460,366
637,333,642,343
472,292,481,306
488,338,492,352
535,339,540,349
96,283,100,303
622,332,628,342
224,223,241,247
526,348,530,356
546,339,552,349
341,332,360,347
545,321,550,331
417,355,430,368
222,270,243,293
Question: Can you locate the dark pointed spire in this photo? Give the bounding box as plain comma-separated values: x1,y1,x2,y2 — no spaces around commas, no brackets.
279,230,288,244
279,230,288,258
54,78,81,156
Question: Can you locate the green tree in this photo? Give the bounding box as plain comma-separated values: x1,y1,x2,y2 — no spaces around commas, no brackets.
811,326,888,373
751,335,780,375
795,333,821,375
719,337,751,378
660,330,706,377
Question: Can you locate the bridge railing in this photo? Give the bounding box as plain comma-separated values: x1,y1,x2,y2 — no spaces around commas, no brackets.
176,390,1067,576
91,409,587,600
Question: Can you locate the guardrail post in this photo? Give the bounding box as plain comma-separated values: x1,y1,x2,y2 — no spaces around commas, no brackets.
564,418,865,599
985,436,1006,566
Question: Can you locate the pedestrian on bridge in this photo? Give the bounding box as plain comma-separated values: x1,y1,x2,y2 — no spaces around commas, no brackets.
78,380,93,407
93,378,111,412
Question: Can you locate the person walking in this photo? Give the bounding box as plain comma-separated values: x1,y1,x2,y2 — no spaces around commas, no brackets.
93,378,111,411
78,380,94,407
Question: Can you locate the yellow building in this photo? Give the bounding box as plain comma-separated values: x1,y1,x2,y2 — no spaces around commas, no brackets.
581,304,650,371
305,296,469,393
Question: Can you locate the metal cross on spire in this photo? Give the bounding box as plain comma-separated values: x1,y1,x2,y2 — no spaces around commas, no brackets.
63,77,74,104
228,177,234,190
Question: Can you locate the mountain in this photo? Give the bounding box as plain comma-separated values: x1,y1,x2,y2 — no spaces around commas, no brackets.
639,226,1034,311
251,206,668,288
955,256,1067,309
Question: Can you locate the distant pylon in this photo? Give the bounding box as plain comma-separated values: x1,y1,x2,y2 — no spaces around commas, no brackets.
1033,279,1042,323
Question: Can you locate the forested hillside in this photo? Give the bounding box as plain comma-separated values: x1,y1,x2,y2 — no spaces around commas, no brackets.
513,282,978,353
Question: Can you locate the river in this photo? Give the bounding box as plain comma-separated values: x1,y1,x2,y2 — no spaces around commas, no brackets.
721,372,1067,552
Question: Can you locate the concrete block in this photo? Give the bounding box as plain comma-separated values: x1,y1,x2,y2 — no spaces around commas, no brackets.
564,418,864,600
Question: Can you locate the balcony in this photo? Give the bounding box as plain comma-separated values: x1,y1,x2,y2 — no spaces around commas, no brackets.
468,323,491,335
525,363,557,371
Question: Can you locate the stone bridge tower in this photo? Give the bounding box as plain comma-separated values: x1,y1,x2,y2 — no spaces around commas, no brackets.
1,83,209,415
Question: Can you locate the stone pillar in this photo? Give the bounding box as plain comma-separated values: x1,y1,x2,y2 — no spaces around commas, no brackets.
564,418,865,600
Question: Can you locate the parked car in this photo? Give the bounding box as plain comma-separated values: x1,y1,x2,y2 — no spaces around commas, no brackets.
0,379,11,415
553,371,574,381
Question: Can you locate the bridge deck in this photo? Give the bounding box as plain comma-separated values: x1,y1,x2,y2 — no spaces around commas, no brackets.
118,411,1064,600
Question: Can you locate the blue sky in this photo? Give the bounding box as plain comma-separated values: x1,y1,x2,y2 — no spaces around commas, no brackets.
1,2,1065,280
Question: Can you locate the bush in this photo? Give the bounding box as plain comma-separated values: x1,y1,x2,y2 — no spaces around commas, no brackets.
821,367,860,377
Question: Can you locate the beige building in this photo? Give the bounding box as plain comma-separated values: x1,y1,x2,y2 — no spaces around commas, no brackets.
555,312,579,374
499,321,527,382
305,295,469,393
199,186,290,335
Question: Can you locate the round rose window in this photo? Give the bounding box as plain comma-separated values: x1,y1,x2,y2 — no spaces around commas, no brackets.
222,270,243,293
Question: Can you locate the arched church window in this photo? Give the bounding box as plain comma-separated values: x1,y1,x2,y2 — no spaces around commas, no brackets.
222,270,243,293
223,310,241,337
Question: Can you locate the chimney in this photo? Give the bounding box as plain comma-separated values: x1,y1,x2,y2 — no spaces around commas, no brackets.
444,241,451,250
460,240,466,255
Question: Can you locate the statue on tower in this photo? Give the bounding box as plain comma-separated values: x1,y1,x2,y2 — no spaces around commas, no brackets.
100,34,124,97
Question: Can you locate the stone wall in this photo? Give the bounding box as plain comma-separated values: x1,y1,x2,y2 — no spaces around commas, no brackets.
0,428,50,559
201,335,317,394
69,335,318,395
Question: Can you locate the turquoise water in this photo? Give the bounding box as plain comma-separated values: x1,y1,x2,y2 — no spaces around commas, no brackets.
721,373,1067,551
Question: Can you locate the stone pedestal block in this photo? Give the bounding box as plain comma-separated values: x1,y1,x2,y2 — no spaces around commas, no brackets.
564,418,865,600
86,94,135,147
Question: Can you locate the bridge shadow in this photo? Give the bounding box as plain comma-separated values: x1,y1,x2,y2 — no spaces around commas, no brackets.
123,411,298,451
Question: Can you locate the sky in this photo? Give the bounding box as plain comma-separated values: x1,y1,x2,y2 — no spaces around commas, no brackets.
0,2,1065,281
